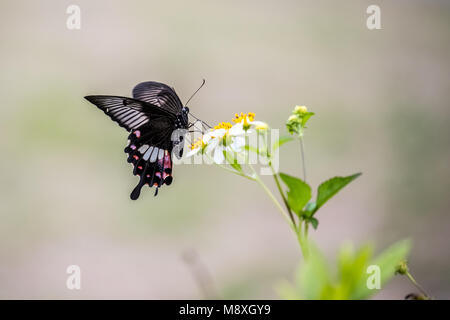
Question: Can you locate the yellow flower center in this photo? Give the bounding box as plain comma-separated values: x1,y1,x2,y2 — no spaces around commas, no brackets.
213,122,233,130
232,112,255,124
190,137,205,150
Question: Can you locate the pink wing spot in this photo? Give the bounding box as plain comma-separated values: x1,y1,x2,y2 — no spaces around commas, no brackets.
134,130,141,138
138,166,143,170
133,155,139,160
163,151,172,169
130,145,136,150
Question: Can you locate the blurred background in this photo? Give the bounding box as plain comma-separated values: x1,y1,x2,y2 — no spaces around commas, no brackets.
0,0,449,299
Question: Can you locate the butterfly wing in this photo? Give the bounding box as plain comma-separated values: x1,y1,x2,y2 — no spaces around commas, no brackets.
124,121,175,200
84,95,175,131
132,81,184,115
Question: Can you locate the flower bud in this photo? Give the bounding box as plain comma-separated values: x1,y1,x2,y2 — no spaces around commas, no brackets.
255,122,269,130
288,114,298,122
294,105,308,115
395,260,409,275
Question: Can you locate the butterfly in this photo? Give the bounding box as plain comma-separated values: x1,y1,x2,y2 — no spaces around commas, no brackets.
85,81,195,200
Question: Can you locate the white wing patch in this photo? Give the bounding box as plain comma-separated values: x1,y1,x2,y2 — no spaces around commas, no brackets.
138,144,149,154
141,146,163,163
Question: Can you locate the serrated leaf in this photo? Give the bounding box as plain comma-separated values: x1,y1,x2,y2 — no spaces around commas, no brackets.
314,173,362,214
279,173,311,215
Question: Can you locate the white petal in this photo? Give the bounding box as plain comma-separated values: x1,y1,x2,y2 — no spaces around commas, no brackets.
205,138,219,154
211,128,226,138
229,122,245,136
202,134,213,144
213,146,225,164
231,136,246,152
185,147,201,158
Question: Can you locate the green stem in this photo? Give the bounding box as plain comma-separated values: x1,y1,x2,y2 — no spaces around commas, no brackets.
271,164,297,228
249,164,295,232
261,130,296,228
206,154,256,181
304,220,309,238
406,271,430,299
299,136,307,182
297,220,309,259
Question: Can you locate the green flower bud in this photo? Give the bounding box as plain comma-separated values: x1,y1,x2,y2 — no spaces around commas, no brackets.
294,105,308,115
395,260,409,275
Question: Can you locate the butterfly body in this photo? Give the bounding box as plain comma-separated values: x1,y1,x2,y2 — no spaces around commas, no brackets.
85,81,189,200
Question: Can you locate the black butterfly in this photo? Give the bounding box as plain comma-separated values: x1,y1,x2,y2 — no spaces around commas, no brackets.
85,81,191,200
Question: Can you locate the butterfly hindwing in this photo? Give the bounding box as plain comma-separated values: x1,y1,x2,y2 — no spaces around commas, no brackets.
125,126,174,200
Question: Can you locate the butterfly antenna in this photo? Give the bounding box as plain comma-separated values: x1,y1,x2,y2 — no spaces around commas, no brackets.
185,79,206,107
185,79,211,130
189,112,212,129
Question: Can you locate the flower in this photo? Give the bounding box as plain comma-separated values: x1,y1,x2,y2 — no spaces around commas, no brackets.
232,112,269,132
186,112,265,163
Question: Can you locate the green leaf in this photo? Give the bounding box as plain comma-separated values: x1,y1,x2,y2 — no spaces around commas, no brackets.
304,201,317,217
275,280,302,300
335,243,373,299
308,217,319,229
272,136,293,151
351,239,411,299
301,112,315,128
297,242,331,299
314,173,362,213
279,173,311,215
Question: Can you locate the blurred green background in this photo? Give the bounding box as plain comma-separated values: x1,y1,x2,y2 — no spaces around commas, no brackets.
0,0,449,299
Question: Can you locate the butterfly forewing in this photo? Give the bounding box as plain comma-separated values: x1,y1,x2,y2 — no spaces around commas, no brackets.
132,81,183,115
84,95,174,131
